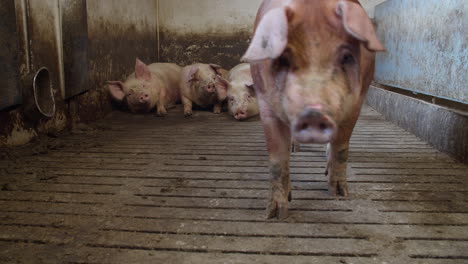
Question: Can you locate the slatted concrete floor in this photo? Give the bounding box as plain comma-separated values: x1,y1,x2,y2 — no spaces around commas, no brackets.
0,105,467,264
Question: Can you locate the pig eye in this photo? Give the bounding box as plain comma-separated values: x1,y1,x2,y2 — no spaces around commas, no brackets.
277,54,290,68
341,53,355,66
339,46,357,67
273,49,292,70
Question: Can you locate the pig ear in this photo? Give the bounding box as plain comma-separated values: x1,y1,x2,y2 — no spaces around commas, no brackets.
215,75,229,89
336,1,385,52
209,64,223,75
245,84,256,97
187,66,199,82
241,8,289,62
135,58,152,81
107,81,126,102
215,75,229,101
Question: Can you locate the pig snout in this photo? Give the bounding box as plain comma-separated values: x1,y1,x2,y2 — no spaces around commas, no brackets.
234,109,248,120
292,106,336,144
139,92,150,104
205,83,216,94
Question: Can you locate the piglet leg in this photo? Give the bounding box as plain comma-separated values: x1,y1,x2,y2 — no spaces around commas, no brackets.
260,106,292,220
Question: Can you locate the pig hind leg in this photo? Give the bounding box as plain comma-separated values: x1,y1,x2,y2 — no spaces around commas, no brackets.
261,109,292,219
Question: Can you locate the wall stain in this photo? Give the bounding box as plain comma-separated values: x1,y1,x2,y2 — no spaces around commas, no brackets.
160,30,251,69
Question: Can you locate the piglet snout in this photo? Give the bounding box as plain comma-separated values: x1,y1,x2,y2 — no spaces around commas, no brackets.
234,110,248,120
292,106,336,144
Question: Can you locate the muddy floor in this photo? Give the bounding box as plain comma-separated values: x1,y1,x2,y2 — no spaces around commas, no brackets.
0,105,467,264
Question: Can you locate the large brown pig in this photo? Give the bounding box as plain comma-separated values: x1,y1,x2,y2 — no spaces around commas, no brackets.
179,63,229,117
227,63,259,120
107,59,181,116
242,0,385,219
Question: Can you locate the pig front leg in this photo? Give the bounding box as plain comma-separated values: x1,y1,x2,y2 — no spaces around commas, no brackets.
157,104,168,117
156,94,168,117
326,140,350,196
213,103,222,114
261,110,292,220
326,110,361,196
182,96,193,117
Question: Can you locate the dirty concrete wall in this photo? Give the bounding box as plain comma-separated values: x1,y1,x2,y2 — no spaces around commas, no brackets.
1,0,159,147
61,0,90,99
87,0,158,88
367,86,468,164
27,0,65,98
0,0,68,146
359,0,387,18
0,0,22,110
158,0,262,69
157,0,383,69
374,0,467,104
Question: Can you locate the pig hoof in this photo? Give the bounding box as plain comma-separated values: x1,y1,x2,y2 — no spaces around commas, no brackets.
184,111,193,118
328,180,349,197
288,191,292,202
266,201,289,220
213,110,222,114
157,111,167,117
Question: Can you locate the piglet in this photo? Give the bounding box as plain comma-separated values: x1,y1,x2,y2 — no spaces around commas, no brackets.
179,63,229,117
107,59,181,116
227,63,259,120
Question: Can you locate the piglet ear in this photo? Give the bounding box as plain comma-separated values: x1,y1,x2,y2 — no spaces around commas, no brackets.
135,58,152,81
106,81,126,101
245,83,256,97
241,8,289,62
336,1,385,52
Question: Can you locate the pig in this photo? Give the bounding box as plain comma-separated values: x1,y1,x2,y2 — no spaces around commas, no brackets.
179,63,229,117
241,0,385,219
107,59,181,116
226,63,259,120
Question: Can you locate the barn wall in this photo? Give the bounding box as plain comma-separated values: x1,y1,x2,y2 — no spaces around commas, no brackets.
0,0,22,111
374,0,467,104
359,0,387,18
367,0,467,163
0,0,159,147
157,0,384,69
158,0,262,69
